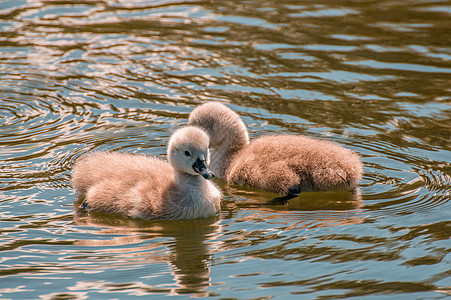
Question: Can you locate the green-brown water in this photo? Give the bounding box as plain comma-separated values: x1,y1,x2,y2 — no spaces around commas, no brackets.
1,0,450,299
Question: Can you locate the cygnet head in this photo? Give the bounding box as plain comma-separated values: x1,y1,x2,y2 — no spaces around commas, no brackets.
188,102,250,149
167,126,214,180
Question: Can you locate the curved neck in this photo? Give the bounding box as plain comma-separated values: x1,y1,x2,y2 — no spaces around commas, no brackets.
188,102,250,178
210,146,242,179
208,127,249,179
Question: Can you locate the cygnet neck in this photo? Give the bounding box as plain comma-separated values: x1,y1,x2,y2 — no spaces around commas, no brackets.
188,102,250,178
209,130,249,179
174,170,205,188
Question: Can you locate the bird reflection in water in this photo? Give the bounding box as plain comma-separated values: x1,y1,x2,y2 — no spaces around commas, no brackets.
73,208,221,297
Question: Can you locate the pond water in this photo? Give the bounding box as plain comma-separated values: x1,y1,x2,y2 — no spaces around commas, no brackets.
0,0,450,299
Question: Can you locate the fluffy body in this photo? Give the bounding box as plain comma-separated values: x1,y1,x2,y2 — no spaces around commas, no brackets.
188,102,363,195
72,127,222,220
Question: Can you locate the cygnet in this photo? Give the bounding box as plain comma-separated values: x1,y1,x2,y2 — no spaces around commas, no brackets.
72,126,222,219
188,102,363,204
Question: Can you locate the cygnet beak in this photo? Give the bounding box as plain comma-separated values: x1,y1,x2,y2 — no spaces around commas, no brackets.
192,157,215,180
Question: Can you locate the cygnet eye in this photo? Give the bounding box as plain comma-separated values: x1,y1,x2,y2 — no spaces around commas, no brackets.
184,151,191,157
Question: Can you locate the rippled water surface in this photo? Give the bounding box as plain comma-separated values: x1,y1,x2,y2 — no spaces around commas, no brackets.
1,0,450,298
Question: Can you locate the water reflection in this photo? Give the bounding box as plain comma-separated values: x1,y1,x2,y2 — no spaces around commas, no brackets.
227,185,363,211
73,212,221,296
